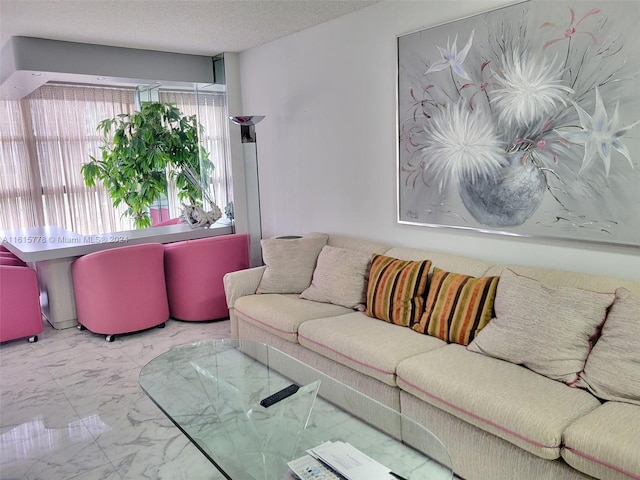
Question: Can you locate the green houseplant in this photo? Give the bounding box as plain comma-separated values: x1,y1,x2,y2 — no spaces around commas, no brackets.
81,102,213,228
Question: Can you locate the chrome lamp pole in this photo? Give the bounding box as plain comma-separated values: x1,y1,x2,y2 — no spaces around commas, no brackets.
229,115,265,267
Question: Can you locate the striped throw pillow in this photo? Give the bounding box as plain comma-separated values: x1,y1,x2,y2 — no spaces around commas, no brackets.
365,254,431,327
413,268,499,345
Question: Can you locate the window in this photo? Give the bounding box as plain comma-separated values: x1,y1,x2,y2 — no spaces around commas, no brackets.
0,83,231,235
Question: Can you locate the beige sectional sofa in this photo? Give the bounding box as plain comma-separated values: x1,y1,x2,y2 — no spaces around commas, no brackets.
223,233,640,480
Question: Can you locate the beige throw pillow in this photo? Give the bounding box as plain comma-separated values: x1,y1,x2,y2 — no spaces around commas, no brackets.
256,234,328,294
576,288,640,405
300,245,371,309
467,269,615,385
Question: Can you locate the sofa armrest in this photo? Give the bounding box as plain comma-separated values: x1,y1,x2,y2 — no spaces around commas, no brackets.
224,266,266,308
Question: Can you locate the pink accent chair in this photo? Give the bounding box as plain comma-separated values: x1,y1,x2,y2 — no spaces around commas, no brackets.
0,254,26,267
71,243,169,341
153,218,182,227
0,265,43,343
150,207,171,225
164,234,250,321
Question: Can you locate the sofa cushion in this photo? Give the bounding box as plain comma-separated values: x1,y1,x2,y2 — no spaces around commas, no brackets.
576,288,640,405
365,254,431,327
256,234,328,294
562,402,640,480
327,234,390,256
234,294,352,342
396,344,601,460
384,247,492,277
467,269,615,385
413,268,499,345
484,264,640,296
300,245,371,310
298,312,446,386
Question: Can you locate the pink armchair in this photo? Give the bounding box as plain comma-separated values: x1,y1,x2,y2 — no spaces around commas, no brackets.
153,218,182,226
164,234,250,321
0,252,26,267
71,243,169,341
0,265,43,343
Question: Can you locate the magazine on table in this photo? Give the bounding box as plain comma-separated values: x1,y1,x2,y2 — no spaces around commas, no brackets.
288,440,406,480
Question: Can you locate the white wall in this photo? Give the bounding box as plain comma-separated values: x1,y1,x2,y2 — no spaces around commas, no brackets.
237,0,640,282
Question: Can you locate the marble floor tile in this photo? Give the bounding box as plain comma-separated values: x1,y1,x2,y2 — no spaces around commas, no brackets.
109,435,227,480
83,397,179,463
0,318,231,480
66,464,122,480
0,415,111,480
1,318,459,480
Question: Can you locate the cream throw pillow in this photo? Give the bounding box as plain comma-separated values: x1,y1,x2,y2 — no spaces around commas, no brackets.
467,269,615,385
576,288,640,405
256,234,328,294
299,245,371,309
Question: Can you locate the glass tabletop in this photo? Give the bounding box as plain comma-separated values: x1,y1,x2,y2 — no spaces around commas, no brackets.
139,339,453,480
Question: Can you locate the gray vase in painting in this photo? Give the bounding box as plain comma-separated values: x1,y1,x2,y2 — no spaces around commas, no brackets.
459,151,546,227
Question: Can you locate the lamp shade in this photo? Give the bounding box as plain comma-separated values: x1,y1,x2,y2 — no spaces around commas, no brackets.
229,116,265,126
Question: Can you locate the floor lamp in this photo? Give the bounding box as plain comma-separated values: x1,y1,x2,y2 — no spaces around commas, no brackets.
229,115,265,267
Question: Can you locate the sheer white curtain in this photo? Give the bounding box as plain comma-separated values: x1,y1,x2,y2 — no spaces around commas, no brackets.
160,90,232,218
0,84,136,234
29,84,137,234
0,83,231,235
0,99,44,230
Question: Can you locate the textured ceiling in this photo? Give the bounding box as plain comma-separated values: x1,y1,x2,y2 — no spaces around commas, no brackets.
0,0,377,56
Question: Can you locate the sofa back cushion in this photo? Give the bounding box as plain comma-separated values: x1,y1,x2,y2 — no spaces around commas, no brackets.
365,254,431,327
256,234,328,294
385,247,492,277
300,245,371,310
576,288,640,405
327,234,390,256
485,264,640,297
413,268,499,345
467,269,615,385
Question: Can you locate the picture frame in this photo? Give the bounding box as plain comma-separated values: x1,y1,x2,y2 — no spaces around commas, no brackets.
396,0,640,247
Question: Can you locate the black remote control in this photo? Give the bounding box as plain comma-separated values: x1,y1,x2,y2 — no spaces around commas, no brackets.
260,384,299,408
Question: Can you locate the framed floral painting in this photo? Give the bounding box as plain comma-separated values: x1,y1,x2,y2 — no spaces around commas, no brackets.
397,0,640,247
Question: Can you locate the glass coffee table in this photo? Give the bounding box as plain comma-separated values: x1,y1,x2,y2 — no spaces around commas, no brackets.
139,339,452,480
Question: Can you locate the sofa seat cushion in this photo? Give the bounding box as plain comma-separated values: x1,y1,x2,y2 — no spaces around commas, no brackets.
298,312,446,386
234,294,352,342
562,402,640,480
396,345,601,460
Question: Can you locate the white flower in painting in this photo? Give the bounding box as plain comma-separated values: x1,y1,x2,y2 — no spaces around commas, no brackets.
492,51,574,126
420,101,506,190
425,31,474,81
556,88,640,177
